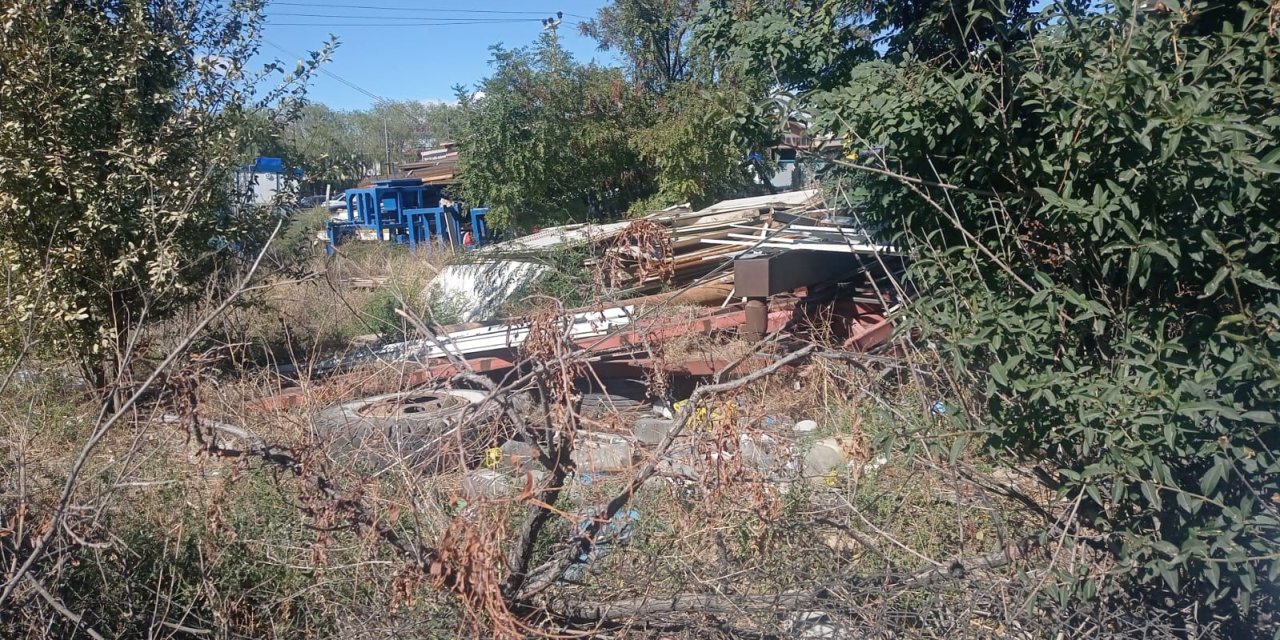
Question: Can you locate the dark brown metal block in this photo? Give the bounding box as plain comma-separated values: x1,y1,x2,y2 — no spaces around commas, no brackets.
733,250,863,298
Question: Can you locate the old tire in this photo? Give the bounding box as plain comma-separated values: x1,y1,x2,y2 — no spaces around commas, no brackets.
314,389,499,475
577,378,650,419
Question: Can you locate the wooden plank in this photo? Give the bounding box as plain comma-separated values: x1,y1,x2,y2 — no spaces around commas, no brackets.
702,238,899,254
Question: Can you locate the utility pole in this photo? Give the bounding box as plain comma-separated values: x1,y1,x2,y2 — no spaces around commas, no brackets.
541,11,563,47
383,117,391,177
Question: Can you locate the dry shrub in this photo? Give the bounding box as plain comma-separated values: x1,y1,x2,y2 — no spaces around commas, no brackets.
429,514,522,639
598,219,674,289
642,305,755,370
154,241,457,376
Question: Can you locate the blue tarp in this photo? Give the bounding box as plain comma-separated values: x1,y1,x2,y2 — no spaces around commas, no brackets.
253,156,285,174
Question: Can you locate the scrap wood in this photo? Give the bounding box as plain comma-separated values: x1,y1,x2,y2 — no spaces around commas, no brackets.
702,238,899,255
598,219,674,288
346,276,391,290
597,280,735,311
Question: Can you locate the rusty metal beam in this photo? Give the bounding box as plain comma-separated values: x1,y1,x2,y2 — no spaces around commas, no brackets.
251,297,896,412
744,297,768,338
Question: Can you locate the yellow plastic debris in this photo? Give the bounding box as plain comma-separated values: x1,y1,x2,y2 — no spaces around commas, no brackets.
484,447,503,470
672,399,739,430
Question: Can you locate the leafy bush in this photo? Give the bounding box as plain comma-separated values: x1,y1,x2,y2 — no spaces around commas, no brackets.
456,35,655,230
361,289,413,340
497,244,602,316
420,283,470,327
722,0,1280,631
0,0,327,390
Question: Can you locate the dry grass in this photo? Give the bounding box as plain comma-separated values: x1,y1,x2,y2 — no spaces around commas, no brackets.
0,236,1140,639
140,239,459,378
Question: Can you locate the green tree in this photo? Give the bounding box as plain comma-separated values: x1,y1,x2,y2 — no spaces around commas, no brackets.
288,103,367,190
698,0,877,92
287,100,464,192
579,0,700,92
705,0,1280,631
583,0,774,210
352,100,460,171
698,0,1037,88
629,81,773,210
456,35,654,230
873,0,1036,64
0,0,325,392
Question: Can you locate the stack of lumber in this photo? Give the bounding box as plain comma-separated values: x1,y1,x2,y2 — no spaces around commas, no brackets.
600,190,829,295
346,276,391,290
701,221,900,255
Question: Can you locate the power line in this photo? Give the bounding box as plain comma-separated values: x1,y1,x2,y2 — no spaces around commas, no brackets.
267,21,535,26
263,39,390,104
272,11,542,21
270,1,555,15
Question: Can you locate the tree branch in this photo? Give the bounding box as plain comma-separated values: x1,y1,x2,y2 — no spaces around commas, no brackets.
515,344,818,599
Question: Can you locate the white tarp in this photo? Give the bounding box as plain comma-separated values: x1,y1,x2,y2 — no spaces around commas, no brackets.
427,260,548,322
425,221,632,322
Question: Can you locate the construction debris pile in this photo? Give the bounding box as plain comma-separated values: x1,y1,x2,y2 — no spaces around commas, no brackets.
268,189,907,416
242,187,918,597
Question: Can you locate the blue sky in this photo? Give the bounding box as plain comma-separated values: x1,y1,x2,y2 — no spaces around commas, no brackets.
260,0,614,110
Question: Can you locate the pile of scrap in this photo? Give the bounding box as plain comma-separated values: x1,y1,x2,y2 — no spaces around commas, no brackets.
599,190,825,295
426,221,634,323
262,189,906,410
704,221,898,255
304,306,637,377
426,192,828,321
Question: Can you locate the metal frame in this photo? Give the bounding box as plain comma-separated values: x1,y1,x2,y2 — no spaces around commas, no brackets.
405,207,447,252
469,207,490,246
326,179,445,253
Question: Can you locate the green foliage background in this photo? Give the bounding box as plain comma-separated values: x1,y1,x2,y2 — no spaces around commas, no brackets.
456,35,656,230
286,99,463,193
456,3,775,230
700,0,1280,631
0,0,325,386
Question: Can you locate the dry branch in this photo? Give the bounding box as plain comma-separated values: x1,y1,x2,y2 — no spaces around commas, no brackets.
543,538,1035,627
515,344,818,599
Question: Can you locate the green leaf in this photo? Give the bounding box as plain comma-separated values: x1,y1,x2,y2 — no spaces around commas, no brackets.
1085,483,1103,508
1202,267,1231,298
1241,411,1277,425
1200,458,1226,496
1238,269,1280,291
948,436,968,464
990,362,1008,387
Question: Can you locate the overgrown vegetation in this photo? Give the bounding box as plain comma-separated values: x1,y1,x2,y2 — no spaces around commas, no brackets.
3,0,1278,638
702,0,1280,632
457,1,774,230
455,35,657,230
0,0,328,395
287,99,463,193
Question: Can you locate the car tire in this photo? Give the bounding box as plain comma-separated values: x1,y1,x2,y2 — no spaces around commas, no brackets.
576,378,651,419
313,389,502,475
